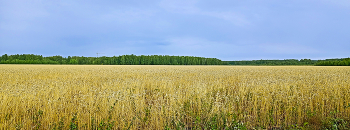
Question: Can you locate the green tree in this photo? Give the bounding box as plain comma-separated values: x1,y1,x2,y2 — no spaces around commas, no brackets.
69,59,78,64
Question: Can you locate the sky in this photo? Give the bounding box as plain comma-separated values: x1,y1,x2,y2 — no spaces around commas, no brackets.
0,0,349,61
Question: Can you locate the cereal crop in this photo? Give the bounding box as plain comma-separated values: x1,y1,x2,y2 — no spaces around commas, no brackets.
0,65,349,129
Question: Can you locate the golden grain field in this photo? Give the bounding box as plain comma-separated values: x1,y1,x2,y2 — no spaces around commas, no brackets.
0,65,349,129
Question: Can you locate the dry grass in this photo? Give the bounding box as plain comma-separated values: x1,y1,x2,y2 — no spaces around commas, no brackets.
0,65,349,129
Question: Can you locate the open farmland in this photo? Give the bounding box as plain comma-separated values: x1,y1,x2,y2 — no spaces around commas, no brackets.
0,65,349,129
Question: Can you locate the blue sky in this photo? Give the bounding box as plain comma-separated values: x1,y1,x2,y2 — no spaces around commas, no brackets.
0,0,349,60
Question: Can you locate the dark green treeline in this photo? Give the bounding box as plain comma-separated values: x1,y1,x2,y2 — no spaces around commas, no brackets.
0,54,226,65
225,59,318,66
315,58,350,66
1,54,349,66
225,58,350,66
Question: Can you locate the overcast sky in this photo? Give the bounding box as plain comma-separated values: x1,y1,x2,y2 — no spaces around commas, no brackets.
1,0,349,60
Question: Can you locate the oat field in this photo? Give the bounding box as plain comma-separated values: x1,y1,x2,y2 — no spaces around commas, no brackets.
0,65,349,129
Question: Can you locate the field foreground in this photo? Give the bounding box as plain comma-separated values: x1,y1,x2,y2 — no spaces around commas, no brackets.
0,65,349,129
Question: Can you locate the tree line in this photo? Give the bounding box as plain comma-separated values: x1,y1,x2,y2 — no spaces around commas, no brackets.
0,54,226,65
225,59,318,66
314,58,350,66
225,58,350,66
1,54,349,66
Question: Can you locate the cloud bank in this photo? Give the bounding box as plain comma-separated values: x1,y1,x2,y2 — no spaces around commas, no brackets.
1,0,349,60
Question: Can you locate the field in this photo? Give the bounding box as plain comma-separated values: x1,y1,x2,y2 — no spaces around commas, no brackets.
0,65,349,129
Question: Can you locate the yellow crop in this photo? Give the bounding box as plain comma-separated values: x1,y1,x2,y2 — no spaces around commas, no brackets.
0,65,349,129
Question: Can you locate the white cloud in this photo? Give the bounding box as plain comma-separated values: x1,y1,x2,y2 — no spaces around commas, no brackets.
160,37,238,58
158,0,250,27
258,43,320,55
98,8,155,23
320,0,350,7
203,11,250,27
159,0,199,14
0,0,50,31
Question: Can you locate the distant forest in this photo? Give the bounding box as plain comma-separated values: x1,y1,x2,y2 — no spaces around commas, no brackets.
314,58,350,66
227,58,350,66
226,59,317,66
0,54,349,66
0,54,225,65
